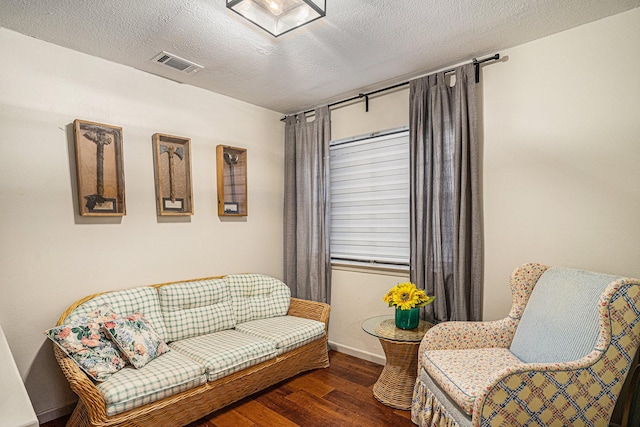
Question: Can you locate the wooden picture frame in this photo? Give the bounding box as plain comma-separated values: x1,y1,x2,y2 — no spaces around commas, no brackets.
216,145,247,216
153,133,193,216
73,119,126,216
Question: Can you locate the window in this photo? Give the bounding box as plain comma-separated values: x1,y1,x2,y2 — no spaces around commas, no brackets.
329,128,409,268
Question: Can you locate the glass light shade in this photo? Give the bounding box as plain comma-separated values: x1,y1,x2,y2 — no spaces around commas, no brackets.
227,0,325,37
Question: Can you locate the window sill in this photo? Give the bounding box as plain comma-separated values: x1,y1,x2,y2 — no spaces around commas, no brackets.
331,261,409,277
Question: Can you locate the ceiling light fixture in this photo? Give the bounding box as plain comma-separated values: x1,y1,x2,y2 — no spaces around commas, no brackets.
227,0,326,37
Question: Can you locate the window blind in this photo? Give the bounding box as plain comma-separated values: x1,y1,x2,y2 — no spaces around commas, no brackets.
329,128,409,267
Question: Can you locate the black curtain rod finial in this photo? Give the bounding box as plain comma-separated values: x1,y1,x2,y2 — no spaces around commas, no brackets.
472,53,500,83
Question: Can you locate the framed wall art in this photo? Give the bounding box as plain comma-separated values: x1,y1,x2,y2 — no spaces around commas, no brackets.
152,133,193,216
216,145,247,216
73,119,126,216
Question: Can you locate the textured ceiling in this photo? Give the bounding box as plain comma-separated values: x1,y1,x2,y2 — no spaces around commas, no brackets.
1,0,639,114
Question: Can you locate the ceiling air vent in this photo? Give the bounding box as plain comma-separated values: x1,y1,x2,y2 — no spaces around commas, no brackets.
152,51,203,74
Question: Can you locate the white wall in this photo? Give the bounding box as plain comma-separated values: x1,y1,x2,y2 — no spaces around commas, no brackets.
327,7,640,362
482,7,640,320
0,28,284,422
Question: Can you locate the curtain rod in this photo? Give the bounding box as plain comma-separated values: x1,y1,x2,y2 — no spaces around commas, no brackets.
282,53,500,121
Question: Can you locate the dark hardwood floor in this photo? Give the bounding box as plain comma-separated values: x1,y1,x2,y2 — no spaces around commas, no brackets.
41,351,415,427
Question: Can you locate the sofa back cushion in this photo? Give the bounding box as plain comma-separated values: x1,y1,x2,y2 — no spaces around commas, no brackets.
510,267,620,363
64,287,168,342
224,274,291,323
158,278,236,342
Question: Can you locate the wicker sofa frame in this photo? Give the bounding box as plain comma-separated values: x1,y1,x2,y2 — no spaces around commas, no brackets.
53,277,331,427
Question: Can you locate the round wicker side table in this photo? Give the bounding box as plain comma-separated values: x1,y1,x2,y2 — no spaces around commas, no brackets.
362,315,434,410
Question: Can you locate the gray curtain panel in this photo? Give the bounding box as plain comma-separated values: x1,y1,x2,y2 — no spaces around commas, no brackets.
283,106,331,303
409,63,482,322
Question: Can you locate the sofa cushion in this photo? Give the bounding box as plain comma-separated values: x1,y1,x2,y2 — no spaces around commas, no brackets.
235,316,326,355
158,278,236,342
103,313,170,369
423,348,524,415
169,330,277,381
510,267,620,363
46,304,126,381
224,274,291,323
96,349,206,416
65,287,168,342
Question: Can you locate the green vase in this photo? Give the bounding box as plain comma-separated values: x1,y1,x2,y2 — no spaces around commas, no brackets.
395,307,420,329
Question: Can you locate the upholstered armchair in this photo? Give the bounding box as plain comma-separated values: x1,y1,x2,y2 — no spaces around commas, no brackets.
411,263,640,427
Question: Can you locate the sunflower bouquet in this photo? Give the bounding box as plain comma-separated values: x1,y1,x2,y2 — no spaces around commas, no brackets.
383,282,435,310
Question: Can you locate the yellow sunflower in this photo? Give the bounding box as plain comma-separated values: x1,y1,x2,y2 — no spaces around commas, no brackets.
392,283,419,310
382,282,435,310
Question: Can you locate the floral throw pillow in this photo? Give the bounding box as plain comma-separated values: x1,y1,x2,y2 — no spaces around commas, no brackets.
103,313,170,369
45,304,127,382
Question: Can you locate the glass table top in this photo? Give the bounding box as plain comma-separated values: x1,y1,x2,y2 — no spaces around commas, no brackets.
361,315,435,342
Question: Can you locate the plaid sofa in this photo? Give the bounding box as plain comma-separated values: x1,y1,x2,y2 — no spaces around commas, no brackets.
411,263,640,427
52,274,330,427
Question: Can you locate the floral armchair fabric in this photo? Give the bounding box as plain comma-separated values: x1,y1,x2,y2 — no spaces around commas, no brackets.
411,263,640,427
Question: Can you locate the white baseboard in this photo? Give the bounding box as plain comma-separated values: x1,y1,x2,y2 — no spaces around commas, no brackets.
328,340,386,365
